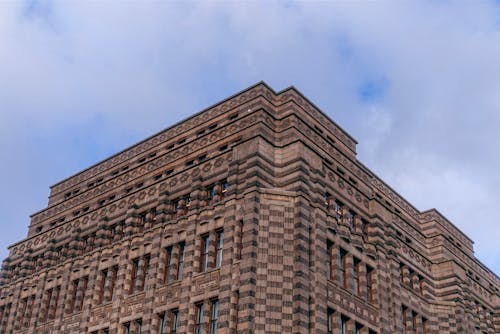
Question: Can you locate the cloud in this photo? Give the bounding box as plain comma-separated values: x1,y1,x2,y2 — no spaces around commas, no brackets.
0,1,499,276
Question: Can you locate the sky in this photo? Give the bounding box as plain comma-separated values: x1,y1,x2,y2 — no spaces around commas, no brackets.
0,1,499,276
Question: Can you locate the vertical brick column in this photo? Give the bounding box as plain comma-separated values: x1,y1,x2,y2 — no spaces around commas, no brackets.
47,287,58,321
74,278,85,312
207,231,216,271
312,204,329,333
94,269,106,305
170,244,181,282
344,253,354,292
236,197,259,334
377,244,397,334
101,268,113,302
411,273,420,293
331,246,341,284
64,281,78,314
134,256,146,292
178,211,198,334
401,266,410,286
124,206,138,237
156,191,170,224
358,263,367,299
157,245,168,286
346,317,355,333
217,213,236,334
39,286,51,321
414,313,423,333
292,195,311,334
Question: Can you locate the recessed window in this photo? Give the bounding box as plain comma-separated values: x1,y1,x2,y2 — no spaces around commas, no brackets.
229,113,238,120
177,242,185,280
210,299,219,334
200,234,209,272
215,229,224,268
340,248,347,288
195,303,203,334
219,145,228,152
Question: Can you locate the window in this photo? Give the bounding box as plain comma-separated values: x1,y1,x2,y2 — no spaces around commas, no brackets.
177,242,185,280
422,317,428,334
412,311,418,334
69,279,78,313
78,276,88,312
237,220,243,260
164,246,173,284
200,234,209,272
131,258,140,294
221,180,229,198
195,303,204,334
26,295,35,327
366,265,374,303
19,297,27,328
171,309,179,334
327,308,334,334
108,266,118,302
98,269,107,304
341,315,348,334
334,201,343,221
158,313,165,334
324,192,332,208
327,240,334,280
340,248,347,288
0,304,11,332
143,255,151,291
124,322,130,334
409,268,415,289
130,255,150,293
215,230,224,268
49,287,60,320
353,257,361,296
402,306,408,334
235,290,240,333
136,319,142,334
206,184,216,203
210,299,219,334
347,210,355,229
355,323,363,334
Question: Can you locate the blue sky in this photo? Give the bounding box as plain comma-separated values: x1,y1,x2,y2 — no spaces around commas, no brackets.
0,1,499,276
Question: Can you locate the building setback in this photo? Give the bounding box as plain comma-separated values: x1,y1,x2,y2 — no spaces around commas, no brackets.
0,82,498,334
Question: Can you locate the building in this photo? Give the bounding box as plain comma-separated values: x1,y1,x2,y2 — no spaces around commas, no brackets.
0,82,498,334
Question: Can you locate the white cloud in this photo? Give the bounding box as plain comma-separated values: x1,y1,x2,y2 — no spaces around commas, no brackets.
0,1,499,275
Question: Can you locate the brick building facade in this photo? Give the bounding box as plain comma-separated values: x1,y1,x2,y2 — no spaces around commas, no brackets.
0,82,498,334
